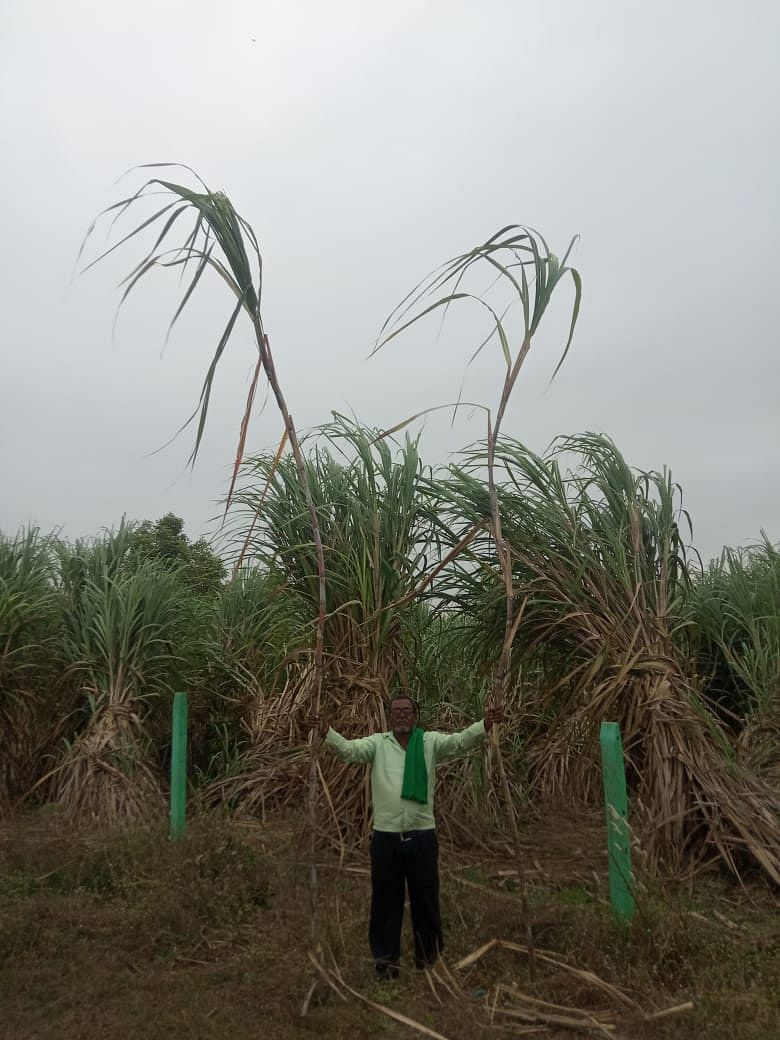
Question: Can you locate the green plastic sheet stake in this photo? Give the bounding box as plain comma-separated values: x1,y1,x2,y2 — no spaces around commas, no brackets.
169,691,188,841
599,721,635,920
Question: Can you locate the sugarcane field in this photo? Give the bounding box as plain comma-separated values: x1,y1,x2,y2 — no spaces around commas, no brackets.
3,9,779,1040
3,178,779,1036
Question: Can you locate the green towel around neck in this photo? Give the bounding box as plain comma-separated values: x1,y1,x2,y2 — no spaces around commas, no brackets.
400,727,428,804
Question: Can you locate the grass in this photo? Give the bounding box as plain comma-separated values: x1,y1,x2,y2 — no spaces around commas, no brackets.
1,808,776,1040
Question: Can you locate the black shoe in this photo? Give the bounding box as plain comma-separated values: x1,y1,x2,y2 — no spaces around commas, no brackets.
376,962,400,982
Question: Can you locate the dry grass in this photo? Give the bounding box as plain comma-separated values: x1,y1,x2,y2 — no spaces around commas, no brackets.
1,807,776,1040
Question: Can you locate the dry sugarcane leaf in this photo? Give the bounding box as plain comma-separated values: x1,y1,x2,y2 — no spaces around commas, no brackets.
643,1001,695,1021
306,952,348,1003
337,977,456,1040
455,940,639,1011
429,959,463,1000
497,942,639,1010
495,983,617,1022
493,1005,616,1035
423,966,444,1005
495,992,616,1039
454,938,500,970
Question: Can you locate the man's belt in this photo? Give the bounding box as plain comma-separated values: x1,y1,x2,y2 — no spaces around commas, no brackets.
373,828,435,841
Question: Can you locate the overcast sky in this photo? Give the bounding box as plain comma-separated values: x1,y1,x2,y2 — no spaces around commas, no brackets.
2,0,778,562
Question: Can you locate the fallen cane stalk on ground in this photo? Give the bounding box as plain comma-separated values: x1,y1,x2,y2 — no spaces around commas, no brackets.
79,163,328,956
374,225,582,972
454,939,640,1010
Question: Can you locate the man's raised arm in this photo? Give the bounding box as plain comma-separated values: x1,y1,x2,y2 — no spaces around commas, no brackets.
306,715,378,764
428,706,505,761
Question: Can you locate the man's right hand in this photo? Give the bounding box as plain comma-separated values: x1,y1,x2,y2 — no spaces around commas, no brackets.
304,714,329,738
484,704,506,731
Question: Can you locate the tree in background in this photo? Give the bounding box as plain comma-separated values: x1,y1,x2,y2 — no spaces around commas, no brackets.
130,514,226,597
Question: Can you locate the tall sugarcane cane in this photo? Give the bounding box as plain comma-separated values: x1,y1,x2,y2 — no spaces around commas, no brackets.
374,225,582,971
79,164,328,952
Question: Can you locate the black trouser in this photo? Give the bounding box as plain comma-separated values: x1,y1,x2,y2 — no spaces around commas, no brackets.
369,829,442,974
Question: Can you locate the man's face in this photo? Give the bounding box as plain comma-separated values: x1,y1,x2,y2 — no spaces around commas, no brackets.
388,698,417,735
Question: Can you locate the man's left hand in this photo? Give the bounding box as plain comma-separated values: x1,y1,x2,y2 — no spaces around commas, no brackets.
484,705,506,731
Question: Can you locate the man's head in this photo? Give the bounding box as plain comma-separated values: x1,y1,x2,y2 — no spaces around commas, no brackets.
387,694,418,737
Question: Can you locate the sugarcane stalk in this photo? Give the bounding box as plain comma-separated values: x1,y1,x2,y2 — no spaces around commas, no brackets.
252,323,327,948
485,343,535,973
372,229,579,974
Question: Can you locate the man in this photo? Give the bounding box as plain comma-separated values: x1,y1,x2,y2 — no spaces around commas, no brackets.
311,694,504,980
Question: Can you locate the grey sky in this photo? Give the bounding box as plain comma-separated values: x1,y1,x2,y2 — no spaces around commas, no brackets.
2,0,778,562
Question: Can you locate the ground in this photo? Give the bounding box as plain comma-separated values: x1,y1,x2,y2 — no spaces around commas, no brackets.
0,806,777,1040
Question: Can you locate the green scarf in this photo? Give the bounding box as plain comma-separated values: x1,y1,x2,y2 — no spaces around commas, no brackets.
400,727,428,804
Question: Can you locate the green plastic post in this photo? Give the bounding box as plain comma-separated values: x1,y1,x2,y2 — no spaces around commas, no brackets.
599,721,635,920
169,691,188,840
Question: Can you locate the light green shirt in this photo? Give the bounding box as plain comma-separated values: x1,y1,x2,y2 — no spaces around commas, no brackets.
323,721,487,832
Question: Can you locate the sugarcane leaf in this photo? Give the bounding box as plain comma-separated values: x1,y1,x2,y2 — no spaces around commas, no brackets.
110,256,161,342
79,199,181,274
371,293,472,354
559,234,580,270
188,293,247,465
223,354,264,522
164,245,214,343
548,268,582,384
130,162,211,193
373,402,488,441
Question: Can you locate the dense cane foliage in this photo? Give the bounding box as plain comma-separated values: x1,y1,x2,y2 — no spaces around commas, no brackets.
439,433,694,703
0,530,64,808
686,538,780,782
226,418,443,692
2,429,778,881
209,419,448,842
48,525,197,819
434,434,780,880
